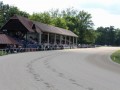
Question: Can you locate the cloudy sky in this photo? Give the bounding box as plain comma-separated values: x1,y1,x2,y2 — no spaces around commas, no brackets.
2,0,120,28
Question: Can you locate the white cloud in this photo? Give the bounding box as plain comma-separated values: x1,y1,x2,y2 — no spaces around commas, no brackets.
80,0,120,6
87,9,120,28
3,0,81,13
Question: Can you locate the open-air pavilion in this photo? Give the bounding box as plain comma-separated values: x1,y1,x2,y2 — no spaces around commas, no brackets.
0,15,78,50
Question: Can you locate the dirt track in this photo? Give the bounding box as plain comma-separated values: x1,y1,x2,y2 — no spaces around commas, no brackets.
0,47,120,90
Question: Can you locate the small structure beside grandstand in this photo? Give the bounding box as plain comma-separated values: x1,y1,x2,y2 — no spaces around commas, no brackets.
0,15,78,50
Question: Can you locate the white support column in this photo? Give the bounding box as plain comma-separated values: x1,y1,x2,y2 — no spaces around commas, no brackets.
26,32,28,48
54,34,56,44
65,36,66,45
73,37,74,46
47,33,49,45
76,37,77,46
69,36,71,46
39,33,41,44
60,35,62,45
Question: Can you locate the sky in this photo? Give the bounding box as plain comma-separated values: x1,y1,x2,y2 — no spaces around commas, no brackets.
2,0,120,29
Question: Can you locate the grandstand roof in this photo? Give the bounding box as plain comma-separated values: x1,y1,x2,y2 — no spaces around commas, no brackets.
0,34,19,44
1,15,78,37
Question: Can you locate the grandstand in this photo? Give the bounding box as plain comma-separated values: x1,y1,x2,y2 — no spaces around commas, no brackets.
0,15,78,51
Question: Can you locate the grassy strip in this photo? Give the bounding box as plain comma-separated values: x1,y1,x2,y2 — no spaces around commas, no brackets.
0,51,7,56
111,50,120,64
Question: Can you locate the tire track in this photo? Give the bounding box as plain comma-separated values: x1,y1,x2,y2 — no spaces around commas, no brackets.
26,50,94,90
26,52,61,90
43,53,94,90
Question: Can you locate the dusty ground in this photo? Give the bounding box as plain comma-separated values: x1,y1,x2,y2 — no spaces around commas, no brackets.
0,47,120,90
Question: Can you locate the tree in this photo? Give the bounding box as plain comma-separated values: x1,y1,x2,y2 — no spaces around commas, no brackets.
49,9,61,18
76,10,94,44
51,17,68,29
61,7,77,17
29,12,51,24
0,1,29,28
63,15,77,31
95,27,106,45
96,26,116,45
84,29,97,44
114,28,120,46
0,1,9,27
107,26,115,45
61,8,79,35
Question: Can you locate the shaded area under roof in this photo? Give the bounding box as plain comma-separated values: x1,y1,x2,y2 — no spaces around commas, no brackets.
1,15,78,37
0,34,19,44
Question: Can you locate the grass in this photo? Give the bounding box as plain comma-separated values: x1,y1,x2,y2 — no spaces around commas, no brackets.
111,50,120,64
0,51,7,56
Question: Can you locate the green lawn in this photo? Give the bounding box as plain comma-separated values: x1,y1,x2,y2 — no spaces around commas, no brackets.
0,51,7,56
111,50,120,64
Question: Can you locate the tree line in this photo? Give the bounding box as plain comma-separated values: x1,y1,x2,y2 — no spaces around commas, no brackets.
0,1,120,46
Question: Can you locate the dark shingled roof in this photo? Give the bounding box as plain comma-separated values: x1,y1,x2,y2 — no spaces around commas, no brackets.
1,15,78,37
0,34,19,44
10,15,34,32
34,21,78,37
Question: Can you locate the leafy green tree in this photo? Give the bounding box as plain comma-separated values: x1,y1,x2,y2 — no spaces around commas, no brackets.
61,8,77,17
84,29,97,44
95,27,104,45
76,10,94,44
49,9,61,18
29,12,51,24
63,16,77,31
0,1,9,27
114,28,120,46
51,17,68,29
0,1,29,28
61,8,79,35
107,26,115,45
96,26,116,45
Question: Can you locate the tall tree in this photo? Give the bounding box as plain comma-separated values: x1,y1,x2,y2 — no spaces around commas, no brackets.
107,26,115,45
84,29,97,44
115,28,120,45
96,26,116,45
49,9,61,18
76,10,94,44
0,1,29,28
61,8,79,34
51,17,68,29
61,7,77,17
0,1,9,27
29,12,51,24
95,26,106,45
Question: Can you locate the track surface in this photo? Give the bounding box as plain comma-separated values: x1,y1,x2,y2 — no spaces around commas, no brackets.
0,47,120,90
